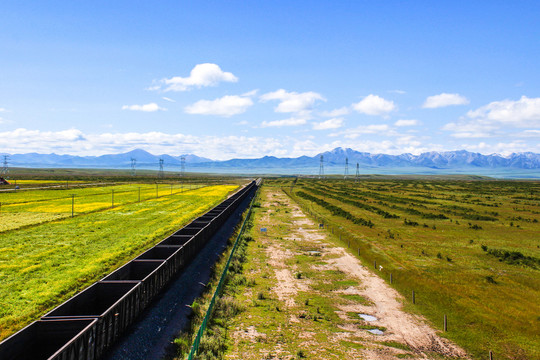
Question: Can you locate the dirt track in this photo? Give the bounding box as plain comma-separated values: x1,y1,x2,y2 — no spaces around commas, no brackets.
228,187,469,359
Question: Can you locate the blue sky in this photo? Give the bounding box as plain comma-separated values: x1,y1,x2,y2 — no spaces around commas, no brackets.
1,1,539,159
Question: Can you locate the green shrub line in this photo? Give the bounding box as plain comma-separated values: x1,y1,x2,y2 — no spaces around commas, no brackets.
302,185,400,219
309,181,499,221
184,187,259,360
296,190,374,228
482,245,540,269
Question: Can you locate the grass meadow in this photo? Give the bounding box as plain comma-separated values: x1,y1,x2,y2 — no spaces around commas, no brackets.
280,178,540,359
0,182,205,232
0,183,238,341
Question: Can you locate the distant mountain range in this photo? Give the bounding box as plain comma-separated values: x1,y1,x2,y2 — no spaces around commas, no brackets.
4,149,211,168
2,148,540,176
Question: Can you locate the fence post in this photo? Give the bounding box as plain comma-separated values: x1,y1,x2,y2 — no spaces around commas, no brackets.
71,194,75,217
412,290,416,304
390,273,393,284
444,314,447,332
489,351,493,360
374,260,377,269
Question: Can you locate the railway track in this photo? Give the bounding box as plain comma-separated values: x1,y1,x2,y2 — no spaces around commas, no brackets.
0,179,260,360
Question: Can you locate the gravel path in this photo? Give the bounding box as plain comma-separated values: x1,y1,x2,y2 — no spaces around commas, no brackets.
103,191,254,360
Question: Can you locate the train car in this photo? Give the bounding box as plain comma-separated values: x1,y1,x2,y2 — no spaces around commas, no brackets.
0,319,97,360
42,282,141,358
100,260,168,309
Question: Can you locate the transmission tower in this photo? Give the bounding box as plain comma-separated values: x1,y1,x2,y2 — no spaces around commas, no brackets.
158,158,164,178
180,156,186,177
318,155,324,179
2,155,9,176
130,158,136,176
355,162,360,182
344,157,349,179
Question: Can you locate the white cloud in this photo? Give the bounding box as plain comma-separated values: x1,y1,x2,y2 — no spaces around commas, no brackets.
122,103,166,112
394,119,419,127
352,95,395,116
2,128,535,162
260,89,326,114
329,124,393,139
313,118,344,130
242,89,259,97
0,108,6,112
388,90,406,94
442,96,540,138
441,121,496,138
466,96,540,127
518,129,540,137
150,63,238,92
261,117,308,128
162,97,176,103
0,128,287,160
320,107,350,117
423,93,469,108
184,95,253,117
461,141,540,156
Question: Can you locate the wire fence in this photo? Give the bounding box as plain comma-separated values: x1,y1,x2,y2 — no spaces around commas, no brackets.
186,186,259,359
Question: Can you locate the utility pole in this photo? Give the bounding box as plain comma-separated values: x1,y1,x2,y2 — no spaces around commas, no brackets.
130,158,136,176
2,155,9,176
180,156,185,177
158,158,164,179
319,155,324,179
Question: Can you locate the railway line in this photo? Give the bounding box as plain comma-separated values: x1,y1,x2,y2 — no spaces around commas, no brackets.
0,179,260,360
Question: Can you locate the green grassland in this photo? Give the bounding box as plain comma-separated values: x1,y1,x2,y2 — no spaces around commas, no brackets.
0,182,206,232
280,178,540,359
0,183,238,341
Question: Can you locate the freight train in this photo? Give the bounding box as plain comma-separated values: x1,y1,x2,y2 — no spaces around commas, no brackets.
0,180,260,360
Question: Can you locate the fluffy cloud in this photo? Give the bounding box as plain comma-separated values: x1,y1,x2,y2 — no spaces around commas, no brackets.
313,118,344,130
0,128,288,160
423,93,469,108
260,89,325,114
394,119,419,127
466,96,540,127
0,108,6,112
261,117,308,128
150,63,238,92
122,103,166,112
331,124,392,139
162,97,176,103
320,107,350,117
442,96,540,138
460,141,540,156
352,95,395,116
185,95,253,117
